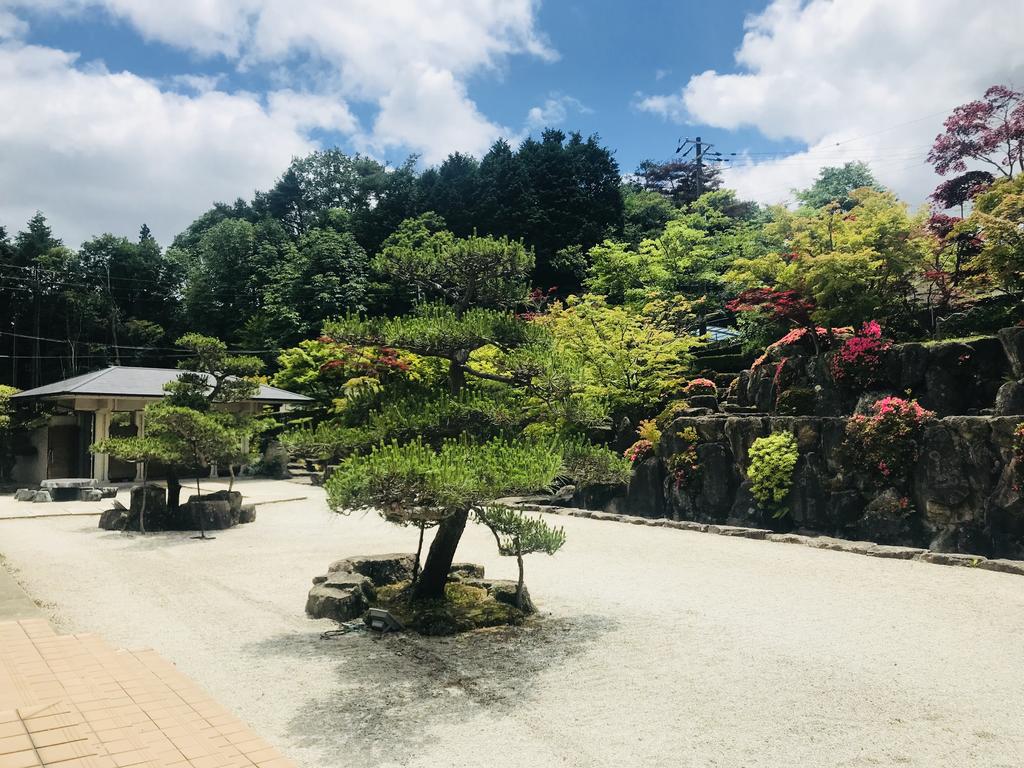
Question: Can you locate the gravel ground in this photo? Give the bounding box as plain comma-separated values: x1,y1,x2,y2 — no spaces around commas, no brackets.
1,485,1023,767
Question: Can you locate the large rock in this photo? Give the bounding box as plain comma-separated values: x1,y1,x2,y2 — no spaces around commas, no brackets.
14,488,35,502
626,456,665,518
238,503,257,524
305,573,375,622
994,381,1024,416
32,491,52,503
998,326,1024,379
693,442,738,521
181,499,234,531
81,488,103,502
327,553,416,585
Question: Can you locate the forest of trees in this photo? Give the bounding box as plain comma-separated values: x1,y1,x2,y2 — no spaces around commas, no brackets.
3,85,1024,395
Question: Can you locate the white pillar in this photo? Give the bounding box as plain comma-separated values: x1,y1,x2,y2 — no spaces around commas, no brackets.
93,408,110,482
133,410,145,482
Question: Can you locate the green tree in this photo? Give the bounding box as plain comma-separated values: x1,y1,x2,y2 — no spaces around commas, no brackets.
326,437,562,601
475,505,566,609
795,162,881,211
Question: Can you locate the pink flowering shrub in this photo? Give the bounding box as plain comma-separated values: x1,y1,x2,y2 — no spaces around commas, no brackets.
830,321,891,387
845,397,936,483
624,439,654,463
751,326,853,370
685,378,717,397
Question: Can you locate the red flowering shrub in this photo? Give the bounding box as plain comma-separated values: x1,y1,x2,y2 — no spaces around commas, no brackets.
624,439,654,463
830,321,891,387
751,326,850,370
845,397,936,483
685,378,717,397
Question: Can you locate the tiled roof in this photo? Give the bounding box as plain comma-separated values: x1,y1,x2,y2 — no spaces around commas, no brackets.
10,368,311,404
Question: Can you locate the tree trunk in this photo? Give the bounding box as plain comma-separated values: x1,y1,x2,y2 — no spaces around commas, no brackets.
412,508,469,601
448,359,466,395
139,463,147,535
167,472,181,510
411,522,426,587
515,552,525,610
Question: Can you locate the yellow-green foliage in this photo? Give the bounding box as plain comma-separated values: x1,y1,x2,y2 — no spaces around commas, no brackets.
636,418,662,450
748,432,799,513
538,294,697,411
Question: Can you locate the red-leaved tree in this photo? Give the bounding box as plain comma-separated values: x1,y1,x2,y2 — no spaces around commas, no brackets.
726,288,823,354
929,86,1024,181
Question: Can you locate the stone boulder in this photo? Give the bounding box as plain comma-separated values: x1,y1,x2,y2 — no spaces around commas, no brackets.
998,326,1024,379
181,499,234,531
625,456,665,518
994,381,1024,416
14,488,35,502
327,553,416,585
306,572,375,622
98,507,128,530
32,491,52,503
81,489,103,502
238,503,257,524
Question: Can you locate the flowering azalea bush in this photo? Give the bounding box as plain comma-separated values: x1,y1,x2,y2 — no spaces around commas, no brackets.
667,427,700,490
624,439,654,463
750,326,851,370
830,321,891,387
845,397,936,483
685,378,717,397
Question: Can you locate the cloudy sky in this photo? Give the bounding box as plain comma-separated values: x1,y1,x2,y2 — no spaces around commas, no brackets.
1,0,1023,246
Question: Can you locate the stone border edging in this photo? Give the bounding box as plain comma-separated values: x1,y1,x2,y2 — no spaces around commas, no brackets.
495,500,1024,577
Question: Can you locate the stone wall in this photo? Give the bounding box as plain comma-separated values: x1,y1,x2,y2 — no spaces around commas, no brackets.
608,414,1024,559
736,335,1013,418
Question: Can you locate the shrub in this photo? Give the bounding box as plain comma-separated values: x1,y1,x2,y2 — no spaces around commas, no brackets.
748,432,799,516
845,396,936,483
685,378,717,397
624,439,654,463
830,320,891,387
666,427,700,490
636,418,662,450
559,439,632,486
655,400,690,429
776,387,816,416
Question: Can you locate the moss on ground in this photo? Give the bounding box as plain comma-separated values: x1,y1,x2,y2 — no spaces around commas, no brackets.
374,581,524,636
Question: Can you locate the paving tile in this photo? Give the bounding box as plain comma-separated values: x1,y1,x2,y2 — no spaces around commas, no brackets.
0,621,297,768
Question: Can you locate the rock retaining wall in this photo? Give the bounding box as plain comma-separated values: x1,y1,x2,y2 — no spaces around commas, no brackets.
607,414,1024,559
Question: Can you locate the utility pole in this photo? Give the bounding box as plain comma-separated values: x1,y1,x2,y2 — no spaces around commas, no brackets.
676,136,735,196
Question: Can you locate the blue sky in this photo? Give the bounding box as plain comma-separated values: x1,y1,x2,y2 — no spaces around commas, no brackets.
0,0,1021,245
17,0,793,173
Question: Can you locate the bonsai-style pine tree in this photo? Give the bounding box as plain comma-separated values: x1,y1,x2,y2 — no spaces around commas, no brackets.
475,505,566,609
327,438,563,600
93,334,265,533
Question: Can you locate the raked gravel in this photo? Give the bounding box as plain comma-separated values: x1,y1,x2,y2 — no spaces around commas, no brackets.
1,483,1023,768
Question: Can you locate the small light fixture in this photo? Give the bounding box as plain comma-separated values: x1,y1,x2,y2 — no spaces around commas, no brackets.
366,608,403,633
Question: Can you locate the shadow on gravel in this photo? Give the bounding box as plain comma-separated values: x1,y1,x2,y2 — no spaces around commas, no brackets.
242,613,615,762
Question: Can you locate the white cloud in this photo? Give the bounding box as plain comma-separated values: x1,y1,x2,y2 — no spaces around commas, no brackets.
637,0,1024,206
364,65,505,164
0,0,554,241
0,40,321,245
525,94,591,130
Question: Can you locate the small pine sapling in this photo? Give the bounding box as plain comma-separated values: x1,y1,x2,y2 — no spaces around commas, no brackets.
475,505,567,609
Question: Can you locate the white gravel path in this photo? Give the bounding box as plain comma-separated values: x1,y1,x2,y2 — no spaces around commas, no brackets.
1,484,1023,768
